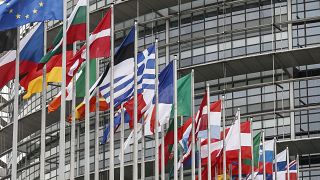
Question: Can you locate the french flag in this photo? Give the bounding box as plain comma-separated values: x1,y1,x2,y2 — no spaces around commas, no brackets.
0,23,44,89
146,61,174,135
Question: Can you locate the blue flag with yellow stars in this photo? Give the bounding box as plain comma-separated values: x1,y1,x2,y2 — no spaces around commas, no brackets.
0,0,62,31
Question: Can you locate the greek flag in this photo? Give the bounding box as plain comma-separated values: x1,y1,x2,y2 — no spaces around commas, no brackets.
100,44,156,144
99,44,156,109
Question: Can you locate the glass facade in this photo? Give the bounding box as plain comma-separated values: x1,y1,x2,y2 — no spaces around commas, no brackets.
1,0,320,179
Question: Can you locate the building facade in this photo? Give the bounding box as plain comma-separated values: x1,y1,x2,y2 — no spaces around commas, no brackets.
0,0,320,179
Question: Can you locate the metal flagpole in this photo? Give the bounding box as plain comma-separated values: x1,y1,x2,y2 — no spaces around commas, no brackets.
250,117,254,180
162,17,169,180
120,103,125,180
238,109,242,180
198,140,202,180
58,0,68,177
296,154,299,179
70,42,77,180
286,147,290,180
84,0,91,178
262,130,266,180
206,84,211,180
141,117,145,180
11,26,20,180
94,58,100,180
40,22,47,180
161,125,165,180
155,38,160,180
109,3,115,180
180,116,184,180
274,137,278,180
191,69,195,180
133,19,139,180
173,55,178,180
222,95,227,180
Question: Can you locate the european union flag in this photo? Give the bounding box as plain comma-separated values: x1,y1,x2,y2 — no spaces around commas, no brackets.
0,0,63,31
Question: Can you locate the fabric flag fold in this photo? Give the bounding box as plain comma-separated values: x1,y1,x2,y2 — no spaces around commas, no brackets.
273,149,288,180
0,0,63,31
74,26,134,120
0,23,44,89
197,96,222,140
48,60,97,112
101,44,156,144
255,139,275,180
22,7,111,99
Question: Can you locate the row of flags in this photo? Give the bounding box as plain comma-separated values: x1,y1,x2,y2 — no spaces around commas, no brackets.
0,1,300,180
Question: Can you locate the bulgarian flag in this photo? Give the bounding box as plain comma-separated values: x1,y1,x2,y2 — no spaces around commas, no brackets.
21,0,87,98
39,0,87,66
22,7,111,99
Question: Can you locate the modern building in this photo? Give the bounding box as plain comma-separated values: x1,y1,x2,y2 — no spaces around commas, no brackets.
0,0,320,179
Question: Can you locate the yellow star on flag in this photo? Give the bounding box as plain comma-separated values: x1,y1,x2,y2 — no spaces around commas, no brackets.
16,14,21,19
25,14,29,19
9,9,13,14
33,9,38,14
39,1,44,7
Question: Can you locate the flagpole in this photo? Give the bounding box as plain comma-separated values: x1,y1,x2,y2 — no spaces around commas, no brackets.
120,103,125,180
250,117,254,180
206,84,211,180
161,125,165,180
191,69,195,180
141,117,145,180
222,95,227,180
286,147,290,180
109,3,115,180
94,58,100,180
40,22,47,180
84,0,91,178
238,109,242,180
11,26,20,180
58,0,68,177
133,19,139,180
198,140,202,180
262,130,266,180
155,38,160,180
173,55,178,180
180,116,184,180
274,137,278,180
296,154,299,179
70,42,77,180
